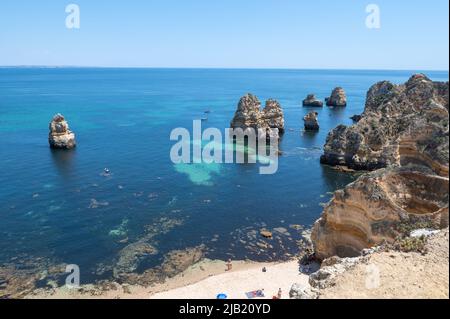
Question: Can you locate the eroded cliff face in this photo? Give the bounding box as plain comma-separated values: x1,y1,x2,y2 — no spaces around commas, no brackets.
312,74,449,260
312,166,449,259
320,74,449,174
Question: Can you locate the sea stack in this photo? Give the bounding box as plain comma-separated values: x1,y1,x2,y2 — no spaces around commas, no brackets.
303,94,324,107
230,94,285,140
326,87,347,107
304,111,320,131
48,114,76,149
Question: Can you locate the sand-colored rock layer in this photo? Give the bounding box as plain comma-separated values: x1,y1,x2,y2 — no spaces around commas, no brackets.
313,74,449,260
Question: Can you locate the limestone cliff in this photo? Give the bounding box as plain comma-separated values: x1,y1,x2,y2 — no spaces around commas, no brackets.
312,166,449,259
320,74,449,174
312,74,449,260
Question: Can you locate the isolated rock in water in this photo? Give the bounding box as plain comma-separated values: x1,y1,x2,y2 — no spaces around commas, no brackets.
230,94,285,140
303,94,324,107
320,74,449,174
326,87,347,107
304,111,320,131
260,229,273,239
48,114,76,149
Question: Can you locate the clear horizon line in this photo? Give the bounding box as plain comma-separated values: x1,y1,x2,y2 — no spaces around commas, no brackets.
0,65,449,72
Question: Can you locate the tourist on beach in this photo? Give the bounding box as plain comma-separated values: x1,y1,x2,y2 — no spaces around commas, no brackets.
226,259,232,271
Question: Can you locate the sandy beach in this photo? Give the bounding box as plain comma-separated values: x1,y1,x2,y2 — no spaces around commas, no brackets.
26,258,310,299
151,260,310,299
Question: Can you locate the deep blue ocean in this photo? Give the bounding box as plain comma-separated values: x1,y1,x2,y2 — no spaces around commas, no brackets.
0,68,448,284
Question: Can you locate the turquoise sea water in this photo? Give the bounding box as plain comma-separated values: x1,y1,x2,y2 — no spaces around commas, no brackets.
0,68,448,285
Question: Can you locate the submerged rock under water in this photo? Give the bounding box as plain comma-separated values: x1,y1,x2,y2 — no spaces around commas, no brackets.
174,162,222,186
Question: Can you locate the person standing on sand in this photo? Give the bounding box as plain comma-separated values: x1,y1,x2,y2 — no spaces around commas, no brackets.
226,259,232,271
277,288,282,299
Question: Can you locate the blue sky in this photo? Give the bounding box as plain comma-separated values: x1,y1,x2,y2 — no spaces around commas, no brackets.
0,0,448,70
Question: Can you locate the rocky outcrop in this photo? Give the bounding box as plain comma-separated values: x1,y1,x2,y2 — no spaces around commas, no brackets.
289,283,319,299
326,87,347,107
48,114,76,149
320,74,449,174
115,246,205,286
230,94,285,140
304,111,320,131
303,94,324,107
309,256,361,289
312,165,449,259
159,246,205,278
312,74,449,260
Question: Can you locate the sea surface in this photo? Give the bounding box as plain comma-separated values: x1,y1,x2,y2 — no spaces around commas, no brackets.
0,68,448,286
